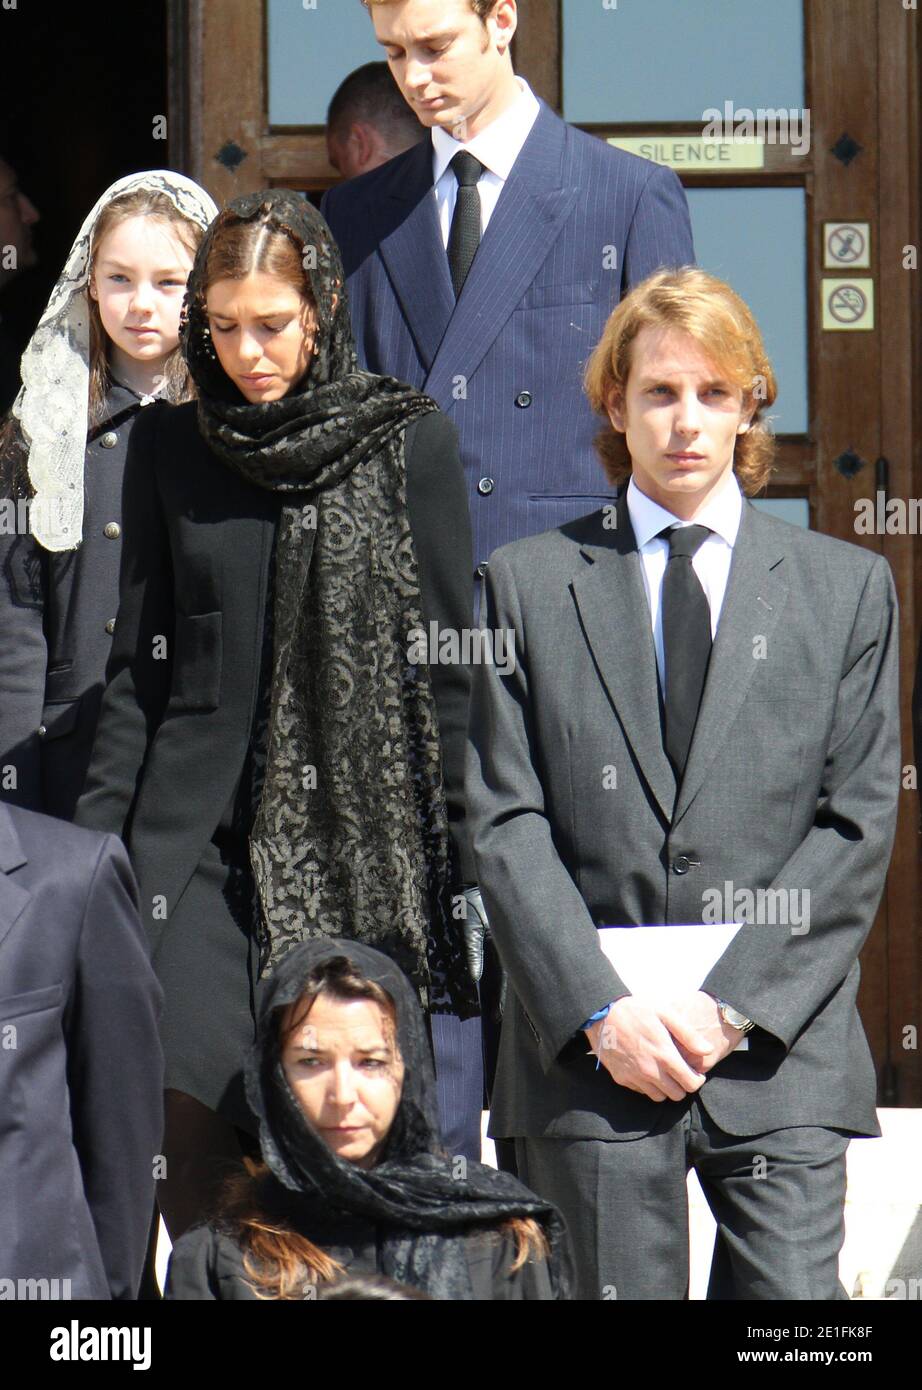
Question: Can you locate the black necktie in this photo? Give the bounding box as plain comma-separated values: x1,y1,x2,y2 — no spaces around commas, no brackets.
447,151,485,298
658,524,712,776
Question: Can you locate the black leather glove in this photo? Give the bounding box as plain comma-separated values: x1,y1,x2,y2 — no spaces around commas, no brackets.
460,886,489,984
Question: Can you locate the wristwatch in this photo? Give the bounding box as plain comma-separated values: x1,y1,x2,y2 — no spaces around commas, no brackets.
715,998,755,1035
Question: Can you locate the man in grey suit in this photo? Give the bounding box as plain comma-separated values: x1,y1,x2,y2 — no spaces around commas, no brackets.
466,268,900,1300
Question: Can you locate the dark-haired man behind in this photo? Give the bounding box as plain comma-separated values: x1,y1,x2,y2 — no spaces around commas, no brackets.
327,62,426,180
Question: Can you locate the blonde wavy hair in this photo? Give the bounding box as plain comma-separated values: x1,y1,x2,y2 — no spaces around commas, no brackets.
583,267,778,495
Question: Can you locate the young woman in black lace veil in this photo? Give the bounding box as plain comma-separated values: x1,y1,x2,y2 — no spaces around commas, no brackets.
77,191,480,1242
165,939,571,1300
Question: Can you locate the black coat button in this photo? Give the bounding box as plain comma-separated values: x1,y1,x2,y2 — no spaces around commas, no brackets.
515,391,533,408
100,431,118,449
105,618,116,635
672,855,691,874
475,562,488,579
104,522,121,539
477,477,494,495
37,724,47,738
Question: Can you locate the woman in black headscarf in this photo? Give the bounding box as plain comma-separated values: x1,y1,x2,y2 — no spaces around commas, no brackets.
76,191,479,1240
165,940,571,1300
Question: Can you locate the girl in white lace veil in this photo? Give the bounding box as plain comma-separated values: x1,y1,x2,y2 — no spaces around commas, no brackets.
2,169,218,550
0,170,219,825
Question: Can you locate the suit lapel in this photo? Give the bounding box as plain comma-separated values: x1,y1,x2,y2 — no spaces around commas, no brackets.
424,105,579,408
571,492,677,823
376,141,455,375
0,804,30,951
673,502,789,824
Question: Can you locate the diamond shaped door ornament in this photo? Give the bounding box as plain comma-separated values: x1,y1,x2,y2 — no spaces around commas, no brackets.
833,448,867,479
830,133,863,166
216,141,248,172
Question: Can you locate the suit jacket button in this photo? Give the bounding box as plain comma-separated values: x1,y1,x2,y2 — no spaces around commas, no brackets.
100,431,118,448
105,618,116,635
104,522,121,539
478,477,495,496
672,855,691,874
475,562,488,579
515,391,533,408
37,724,47,737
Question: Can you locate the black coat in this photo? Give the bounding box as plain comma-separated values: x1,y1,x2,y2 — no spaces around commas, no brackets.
76,401,475,952
0,800,163,1299
0,383,145,818
165,1213,556,1301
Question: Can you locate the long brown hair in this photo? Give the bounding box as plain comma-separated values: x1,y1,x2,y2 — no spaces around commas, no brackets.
219,956,548,1300
86,188,204,424
0,189,205,497
194,203,315,306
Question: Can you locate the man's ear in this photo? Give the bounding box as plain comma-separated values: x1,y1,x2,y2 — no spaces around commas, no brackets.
605,387,626,434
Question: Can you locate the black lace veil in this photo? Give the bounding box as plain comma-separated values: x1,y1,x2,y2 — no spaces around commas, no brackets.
245,939,571,1300
179,191,477,1019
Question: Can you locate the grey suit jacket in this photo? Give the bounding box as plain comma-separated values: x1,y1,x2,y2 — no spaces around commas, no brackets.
466,490,899,1141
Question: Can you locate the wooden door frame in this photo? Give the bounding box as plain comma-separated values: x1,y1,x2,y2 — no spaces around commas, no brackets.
517,0,922,1107
173,0,922,1101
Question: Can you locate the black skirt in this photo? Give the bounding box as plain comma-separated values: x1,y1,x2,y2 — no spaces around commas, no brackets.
152,832,262,1134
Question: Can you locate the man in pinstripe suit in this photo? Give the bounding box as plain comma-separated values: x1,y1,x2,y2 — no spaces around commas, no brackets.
322,0,695,1164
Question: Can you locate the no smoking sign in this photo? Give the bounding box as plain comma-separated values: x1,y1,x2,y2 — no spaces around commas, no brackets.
824,221,871,269
822,277,875,332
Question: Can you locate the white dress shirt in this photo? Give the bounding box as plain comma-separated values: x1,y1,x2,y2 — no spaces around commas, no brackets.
626,472,743,689
431,77,541,248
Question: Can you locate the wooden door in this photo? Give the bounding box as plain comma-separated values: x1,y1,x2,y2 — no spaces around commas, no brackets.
178,0,922,1102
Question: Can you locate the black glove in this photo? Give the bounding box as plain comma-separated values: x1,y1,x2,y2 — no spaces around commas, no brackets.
460,886,489,984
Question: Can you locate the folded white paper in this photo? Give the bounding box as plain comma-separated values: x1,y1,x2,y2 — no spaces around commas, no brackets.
598,924,748,1050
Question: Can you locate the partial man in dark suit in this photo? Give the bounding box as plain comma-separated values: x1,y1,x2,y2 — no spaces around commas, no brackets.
326,62,426,180
0,154,41,412
0,802,163,1299
323,0,695,1164
466,268,900,1299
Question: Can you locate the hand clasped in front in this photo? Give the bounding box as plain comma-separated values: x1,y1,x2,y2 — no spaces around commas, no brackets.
583,991,742,1103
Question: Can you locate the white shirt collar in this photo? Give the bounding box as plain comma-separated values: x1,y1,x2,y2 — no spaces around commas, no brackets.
431,77,540,186
626,471,743,551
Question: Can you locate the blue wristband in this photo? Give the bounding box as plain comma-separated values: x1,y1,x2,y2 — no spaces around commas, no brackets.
582,1004,612,1071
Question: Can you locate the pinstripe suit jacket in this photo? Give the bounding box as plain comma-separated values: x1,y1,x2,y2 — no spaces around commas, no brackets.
322,101,695,575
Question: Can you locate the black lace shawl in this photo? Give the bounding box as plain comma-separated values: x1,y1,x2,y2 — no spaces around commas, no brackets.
180,190,476,1018
244,939,571,1300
